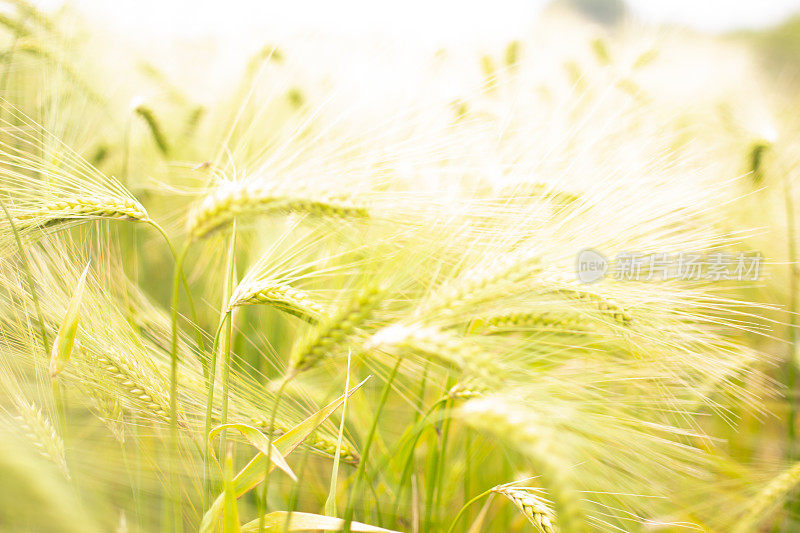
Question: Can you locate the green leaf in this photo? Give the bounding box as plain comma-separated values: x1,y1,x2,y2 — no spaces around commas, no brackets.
208,423,297,483
324,350,352,516
199,377,370,533
49,262,89,378
240,512,400,533
222,445,242,533
467,494,495,533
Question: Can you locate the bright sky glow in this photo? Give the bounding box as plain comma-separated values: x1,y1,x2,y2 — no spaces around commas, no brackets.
32,0,800,44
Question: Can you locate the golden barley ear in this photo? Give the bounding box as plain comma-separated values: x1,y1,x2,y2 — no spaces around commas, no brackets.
12,397,69,478
493,486,558,533
733,462,800,533
228,280,326,323
288,284,385,375
187,181,369,240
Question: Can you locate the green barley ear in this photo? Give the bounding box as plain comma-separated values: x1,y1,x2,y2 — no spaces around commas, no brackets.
89,144,108,167
0,100,150,241
0,12,31,37
733,462,800,533
591,38,611,65
632,48,658,69
134,103,170,156
184,105,205,138
228,280,326,323
12,397,69,478
481,54,498,92
11,196,149,229
504,40,521,69
466,311,588,334
288,285,384,375
49,261,89,378
187,181,369,240
286,87,305,109
747,139,771,185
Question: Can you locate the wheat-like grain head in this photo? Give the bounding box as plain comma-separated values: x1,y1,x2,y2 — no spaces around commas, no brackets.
12,396,69,478
187,180,368,240
493,486,558,533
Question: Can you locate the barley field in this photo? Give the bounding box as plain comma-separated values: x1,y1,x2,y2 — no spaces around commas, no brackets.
2,0,800,531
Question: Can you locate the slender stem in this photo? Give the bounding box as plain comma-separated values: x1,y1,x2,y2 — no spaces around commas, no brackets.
463,429,471,533
784,168,800,528
785,170,798,456
218,227,237,455
445,488,493,533
168,243,188,533
423,429,440,533
0,199,49,354
325,352,352,516
282,446,312,533
343,357,403,532
203,315,228,505
391,398,448,525
257,377,289,533
0,17,23,97
433,395,454,526
149,221,205,355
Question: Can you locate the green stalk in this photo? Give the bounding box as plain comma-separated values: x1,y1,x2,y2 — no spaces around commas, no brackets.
0,200,68,451
203,315,229,505
0,15,24,98
0,199,49,354
423,429,440,533
784,168,800,526
445,488,493,533
433,395,454,526
149,221,205,356
785,171,798,451
257,377,289,533
167,242,189,533
282,446,313,533
325,352,352,516
463,429,471,533
218,227,237,455
343,357,403,533
390,397,448,526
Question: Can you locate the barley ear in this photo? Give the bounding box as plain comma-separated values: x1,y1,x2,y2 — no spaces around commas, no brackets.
734,462,800,533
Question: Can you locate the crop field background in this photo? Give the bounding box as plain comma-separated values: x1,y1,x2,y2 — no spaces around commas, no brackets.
2,0,800,531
